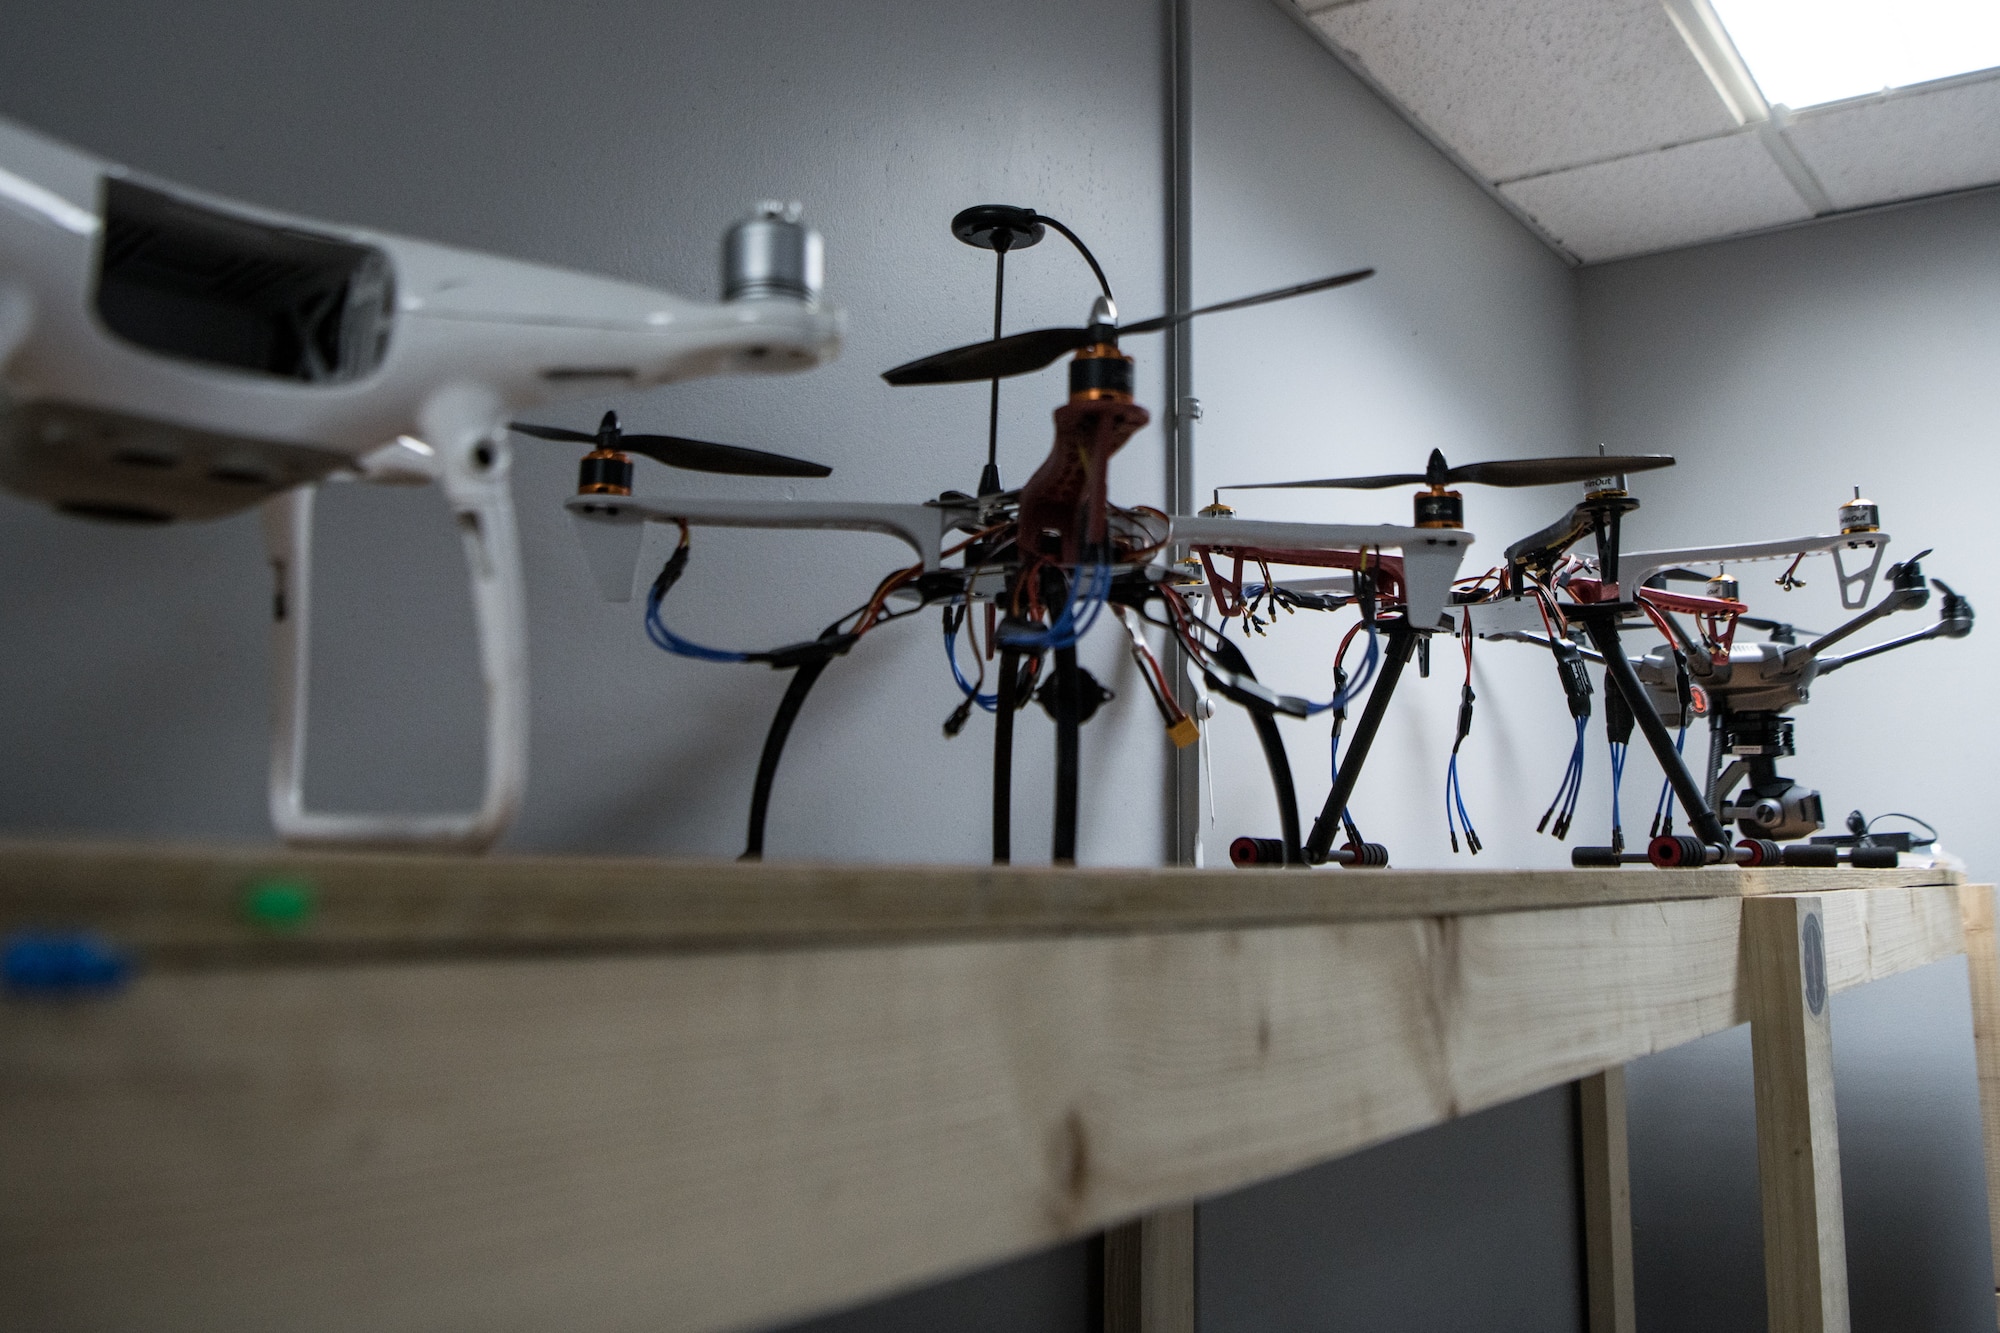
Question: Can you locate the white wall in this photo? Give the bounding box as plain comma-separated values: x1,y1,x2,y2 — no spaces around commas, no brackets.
1580,188,2000,1330
0,0,1169,868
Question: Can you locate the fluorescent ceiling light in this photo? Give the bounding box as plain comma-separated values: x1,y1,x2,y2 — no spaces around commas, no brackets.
1707,0,2000,109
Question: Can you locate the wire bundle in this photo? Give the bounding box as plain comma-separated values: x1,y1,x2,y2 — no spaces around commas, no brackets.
943,603,998,712
1310,619,1380,718
1000,559,1112,652
1607,737,1628,853
1444,617,1481,854
1648,723,1689,838
1539,716,1589,840
644,538,751,663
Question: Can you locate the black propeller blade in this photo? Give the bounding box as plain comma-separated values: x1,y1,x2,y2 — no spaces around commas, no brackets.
509,422,597,444
1223,449,1674,493
509,411,832,478
881,267,1375,386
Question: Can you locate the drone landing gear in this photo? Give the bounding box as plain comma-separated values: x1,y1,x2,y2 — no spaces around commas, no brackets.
742,656,834,861
992,645,1021,864
1203,636,1305,866
1575,836,1898,869
1303,618,1420,867
1052,646,1082,864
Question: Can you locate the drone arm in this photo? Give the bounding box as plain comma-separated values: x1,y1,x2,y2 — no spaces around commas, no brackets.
1814,584,1973,675
1503,504,1593,580
1787,567,1932,667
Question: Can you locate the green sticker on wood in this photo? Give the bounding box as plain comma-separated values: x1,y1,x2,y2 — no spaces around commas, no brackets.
241,878,317,932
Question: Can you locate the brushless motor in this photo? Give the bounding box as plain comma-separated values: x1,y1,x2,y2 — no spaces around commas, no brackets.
1069,343,1134,401
722,201,824,306
1839,486,1879,534
1414,488,1463,529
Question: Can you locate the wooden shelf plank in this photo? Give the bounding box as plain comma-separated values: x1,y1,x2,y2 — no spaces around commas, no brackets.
0,837,1962,964
0,876,1970,1333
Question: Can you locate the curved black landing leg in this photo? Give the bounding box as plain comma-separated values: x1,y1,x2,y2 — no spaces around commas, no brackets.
1246,705,1303,865
1305,619,1417,863
1205,637,1303,865
1052,644,1081,865
993,646,1020,865
742,657,834,861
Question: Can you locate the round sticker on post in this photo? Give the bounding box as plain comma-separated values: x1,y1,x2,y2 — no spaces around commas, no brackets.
1802,911,1827,1017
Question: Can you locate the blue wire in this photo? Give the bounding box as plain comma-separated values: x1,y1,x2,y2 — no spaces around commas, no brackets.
645,586,750,663
1000,561,1112,652
1650,723,1689,828
1542,716,1588,836
1609,740,1627,839
1303,623,1379,717
944,610,998,712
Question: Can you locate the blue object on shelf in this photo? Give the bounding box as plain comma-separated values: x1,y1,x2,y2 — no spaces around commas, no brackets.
2,930,132,996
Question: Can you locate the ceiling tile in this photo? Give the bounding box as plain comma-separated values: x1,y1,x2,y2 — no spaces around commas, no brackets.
1500,130,1811,261
1309,0,1738,181
1786,76,2000,210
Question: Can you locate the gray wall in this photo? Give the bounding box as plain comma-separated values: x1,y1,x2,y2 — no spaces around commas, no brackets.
1580,191,2000,1330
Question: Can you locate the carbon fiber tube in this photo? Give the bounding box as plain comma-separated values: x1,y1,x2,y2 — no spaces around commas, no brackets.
743,658,832,860
1306,619,1417,863
993,646,1019,865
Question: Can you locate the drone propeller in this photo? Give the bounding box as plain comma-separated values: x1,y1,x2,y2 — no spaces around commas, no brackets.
1223,448,1675,494
881,267,1375,386
509,411,832,478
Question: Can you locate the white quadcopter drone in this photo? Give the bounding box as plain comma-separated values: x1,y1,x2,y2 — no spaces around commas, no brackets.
0,115,841,850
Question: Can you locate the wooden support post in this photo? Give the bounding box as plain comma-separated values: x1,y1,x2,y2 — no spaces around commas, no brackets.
1959,883,2000,1329
1103,1204,1195,1333
1577,1068,1636,1333
1746,895,1850,1333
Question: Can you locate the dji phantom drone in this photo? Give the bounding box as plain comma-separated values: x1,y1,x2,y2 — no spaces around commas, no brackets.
0,115,841,849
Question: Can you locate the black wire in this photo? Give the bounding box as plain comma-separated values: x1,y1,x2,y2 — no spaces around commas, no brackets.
1033,214,1114,302
1867,811,1939,846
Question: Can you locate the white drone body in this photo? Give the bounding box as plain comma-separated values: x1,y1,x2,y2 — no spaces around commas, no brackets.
0,116,841,849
